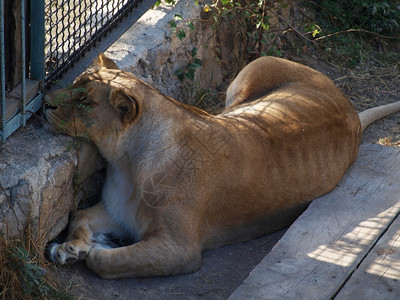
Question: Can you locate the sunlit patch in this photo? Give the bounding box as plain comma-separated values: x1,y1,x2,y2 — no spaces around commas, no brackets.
364,226,400,280
307,205,400,268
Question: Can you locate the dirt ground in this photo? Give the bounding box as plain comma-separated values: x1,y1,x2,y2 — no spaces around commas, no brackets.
51,46,400,299
51,230,285,299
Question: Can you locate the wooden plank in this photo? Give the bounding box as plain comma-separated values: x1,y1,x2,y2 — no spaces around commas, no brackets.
229,144,400,300
4,0,23,90
0,79,39,126
335,214,400,299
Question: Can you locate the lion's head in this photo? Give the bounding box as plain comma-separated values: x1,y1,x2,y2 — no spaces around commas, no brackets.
44,54,143,146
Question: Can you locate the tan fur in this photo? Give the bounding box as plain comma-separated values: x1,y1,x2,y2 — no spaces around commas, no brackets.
45,54,400,279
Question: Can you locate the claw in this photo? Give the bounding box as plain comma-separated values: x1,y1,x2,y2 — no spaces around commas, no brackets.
49,242,81,265
49,242,62,264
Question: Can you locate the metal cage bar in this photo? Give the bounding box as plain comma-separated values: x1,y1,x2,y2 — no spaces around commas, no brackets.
0,0,5,143
20,0,26,127
43,0,144,87
31,0,45,81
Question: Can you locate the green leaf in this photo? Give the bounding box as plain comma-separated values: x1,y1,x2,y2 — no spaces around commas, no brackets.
177,73,184,81
168,20,177,28
187,21,195,30
193,58,202,67
174,13,184,20
184,70,195,80
174,67,184,77
191,47,198,57
177,28,186,40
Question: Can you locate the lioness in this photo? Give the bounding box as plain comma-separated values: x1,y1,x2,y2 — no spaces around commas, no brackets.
45,54,400,279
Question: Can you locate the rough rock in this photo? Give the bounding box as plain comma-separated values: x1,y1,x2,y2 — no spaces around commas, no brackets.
0,119,102,246
106,0,223,104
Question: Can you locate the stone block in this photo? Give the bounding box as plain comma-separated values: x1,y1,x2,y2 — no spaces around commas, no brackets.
0,119,101,246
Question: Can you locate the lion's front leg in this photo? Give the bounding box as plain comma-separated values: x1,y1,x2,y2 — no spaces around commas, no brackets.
50,202,124,265
85,233,202,279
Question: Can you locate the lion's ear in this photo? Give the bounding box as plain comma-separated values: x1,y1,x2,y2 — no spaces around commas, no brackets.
110,89,139,124
92,53,119,71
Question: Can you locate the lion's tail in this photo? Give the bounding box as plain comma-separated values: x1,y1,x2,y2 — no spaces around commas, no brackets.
359,101,400,132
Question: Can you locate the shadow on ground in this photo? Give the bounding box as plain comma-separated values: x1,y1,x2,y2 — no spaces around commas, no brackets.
53,230,285,299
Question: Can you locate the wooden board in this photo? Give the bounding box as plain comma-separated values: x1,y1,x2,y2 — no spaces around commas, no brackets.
335,214,400,299
0,79,39,125
229,144,400,299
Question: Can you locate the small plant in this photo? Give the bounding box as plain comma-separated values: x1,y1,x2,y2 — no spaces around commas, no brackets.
174,47,203,81
307,0,400,67
164,0,291,107
0,230,72,299
313,1,399,36
168,13,195,40
167,13,203,81
152,0,297,115
210,0,284,57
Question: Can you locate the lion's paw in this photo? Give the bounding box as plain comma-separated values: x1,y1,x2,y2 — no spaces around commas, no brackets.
49,241,91,265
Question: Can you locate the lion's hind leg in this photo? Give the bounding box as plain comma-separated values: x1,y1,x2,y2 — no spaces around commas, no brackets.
49,202,126,265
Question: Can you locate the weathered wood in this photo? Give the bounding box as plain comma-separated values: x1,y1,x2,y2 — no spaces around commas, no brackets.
4,0,22,91
0,79,39,127
335,214,400,299
230,144,400,299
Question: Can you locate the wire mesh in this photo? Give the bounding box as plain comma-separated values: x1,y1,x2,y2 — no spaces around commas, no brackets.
44,0,142,86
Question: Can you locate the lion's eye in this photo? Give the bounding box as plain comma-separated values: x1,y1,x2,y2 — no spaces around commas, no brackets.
75,96,94,111
79,96,92,106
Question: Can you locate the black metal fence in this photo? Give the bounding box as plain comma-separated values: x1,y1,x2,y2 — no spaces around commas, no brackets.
44,0,143,86
1,0,148,142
